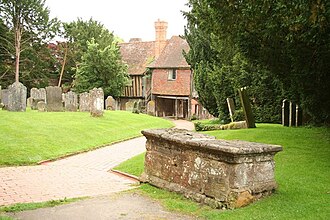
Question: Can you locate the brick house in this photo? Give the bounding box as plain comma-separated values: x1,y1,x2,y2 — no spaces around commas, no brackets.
118,20,211,119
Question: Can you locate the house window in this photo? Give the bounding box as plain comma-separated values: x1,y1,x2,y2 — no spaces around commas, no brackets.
168,69,177,80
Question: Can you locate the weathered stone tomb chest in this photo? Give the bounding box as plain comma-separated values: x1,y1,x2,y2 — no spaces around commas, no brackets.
142,128,282,209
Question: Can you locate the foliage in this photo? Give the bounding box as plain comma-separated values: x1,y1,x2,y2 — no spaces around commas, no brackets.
232,109,244,122
184,0,330,124
0,110,173,166
194,122,222,131
62,18,127,94
116,124,330,219
0,0,59,85
74,39,128,97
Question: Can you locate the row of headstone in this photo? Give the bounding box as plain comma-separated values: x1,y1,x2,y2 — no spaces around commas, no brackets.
282,99,302,127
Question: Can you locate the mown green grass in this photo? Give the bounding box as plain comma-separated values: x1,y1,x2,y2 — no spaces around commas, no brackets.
0,109,173,166
114,152,146,177
0,197,84,219
116,123,330,219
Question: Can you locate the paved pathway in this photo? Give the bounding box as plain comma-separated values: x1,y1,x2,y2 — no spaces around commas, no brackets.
0,120,194,207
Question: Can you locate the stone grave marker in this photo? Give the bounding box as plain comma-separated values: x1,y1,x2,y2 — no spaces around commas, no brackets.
89,88,104,117
8,82,27,112
64,91,78,112
238,87,256,128
147,100,155,116
46,86,63,112
79,92,90,112
282,99,289,126
105,96,116,110
27,97,33,108
37,101,46,112
125,100,135,111
226,98,235,122
30,88,46,110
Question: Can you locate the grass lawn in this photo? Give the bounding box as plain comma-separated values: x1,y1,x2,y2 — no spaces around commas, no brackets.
115,123,330,219
0,109,173,166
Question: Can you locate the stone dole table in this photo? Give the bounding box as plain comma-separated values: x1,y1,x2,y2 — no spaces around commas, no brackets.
141,128,283,209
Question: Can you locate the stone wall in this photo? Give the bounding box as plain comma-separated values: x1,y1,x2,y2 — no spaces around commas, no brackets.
142,128,282,209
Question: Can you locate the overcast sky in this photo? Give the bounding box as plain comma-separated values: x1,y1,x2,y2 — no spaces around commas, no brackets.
46,0,189,42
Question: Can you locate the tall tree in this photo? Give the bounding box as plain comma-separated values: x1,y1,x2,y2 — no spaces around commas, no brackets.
61,18,126,92
0,0,58,83
74,39,128,97
184,0,330,124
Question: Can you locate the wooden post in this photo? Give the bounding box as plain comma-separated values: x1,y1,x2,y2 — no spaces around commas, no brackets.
282,99,289,126
296,104,302,127
175,98,178,119
289,102,296,127
238,87,256,128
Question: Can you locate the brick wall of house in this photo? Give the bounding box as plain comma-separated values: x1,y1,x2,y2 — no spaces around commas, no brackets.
152,68,191,96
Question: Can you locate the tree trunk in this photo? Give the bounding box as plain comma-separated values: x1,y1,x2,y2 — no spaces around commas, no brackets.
15,23,21,83
58,43,68,87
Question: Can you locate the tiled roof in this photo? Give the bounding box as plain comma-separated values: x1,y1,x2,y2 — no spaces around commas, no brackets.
119,41,155,75
148,36,190,69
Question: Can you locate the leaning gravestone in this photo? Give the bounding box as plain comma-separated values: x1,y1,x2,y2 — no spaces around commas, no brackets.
79,92,90,112
89,88,104,117
105,96,116,110
46,86,63,112
226,98,235,122
8,82,27,112
238,87,256,128
64,91,78,112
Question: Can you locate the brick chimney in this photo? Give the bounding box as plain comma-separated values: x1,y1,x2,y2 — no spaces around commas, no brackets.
154,19,168,58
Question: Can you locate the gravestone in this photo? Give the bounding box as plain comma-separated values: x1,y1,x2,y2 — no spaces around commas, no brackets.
226,98,235,122
1,89,9,109
27,97,33,108
89,88,104,117
125,100,135,111
79,92,90,112
132,100,142,114
37,101,46,112
64,91,78,112
105,96,116,110
282,99,289,126
238,87,256,128
289,102,296,127
30,88,46,110
8,82,27,112
147,100,155,116
46,86,63,112
0,85,1,102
